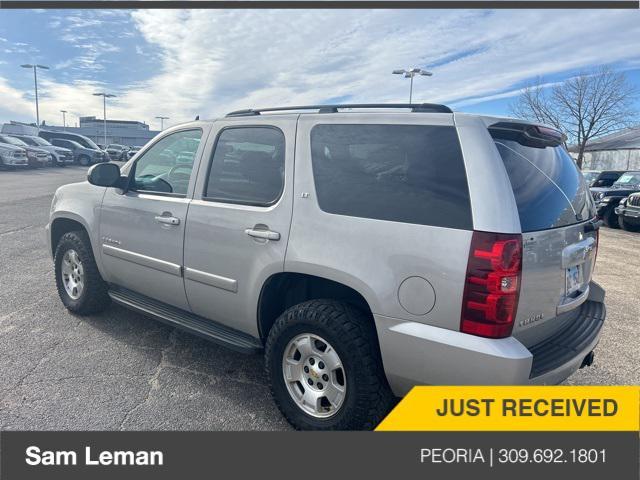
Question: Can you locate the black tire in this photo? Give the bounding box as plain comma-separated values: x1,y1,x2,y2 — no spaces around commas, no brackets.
78,155,90,166
54,230,111,315
618,215,640,232
602,207,619,228
265,299,395,430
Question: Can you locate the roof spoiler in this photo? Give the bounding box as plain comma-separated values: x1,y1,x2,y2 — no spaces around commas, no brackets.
489,121,566,148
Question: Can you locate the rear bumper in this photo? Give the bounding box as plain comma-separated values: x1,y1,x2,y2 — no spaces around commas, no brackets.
376,282,606,397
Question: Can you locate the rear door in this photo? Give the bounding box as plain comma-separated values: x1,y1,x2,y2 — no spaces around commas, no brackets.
183,118,296,337
490,125,597,347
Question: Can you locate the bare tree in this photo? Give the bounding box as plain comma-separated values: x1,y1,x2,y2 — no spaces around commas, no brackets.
510,67,637,168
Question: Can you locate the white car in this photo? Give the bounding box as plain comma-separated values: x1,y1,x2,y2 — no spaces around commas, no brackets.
0,143,28,168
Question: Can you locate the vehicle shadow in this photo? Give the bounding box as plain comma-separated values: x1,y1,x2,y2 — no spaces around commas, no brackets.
76,303,290,430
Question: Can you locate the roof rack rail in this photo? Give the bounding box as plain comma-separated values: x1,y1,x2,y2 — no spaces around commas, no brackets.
225,103,452,117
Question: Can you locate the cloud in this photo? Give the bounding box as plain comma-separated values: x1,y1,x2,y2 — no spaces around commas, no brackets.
1,9,639,128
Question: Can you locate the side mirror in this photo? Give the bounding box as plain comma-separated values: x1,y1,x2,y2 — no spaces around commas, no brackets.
87,163,126,189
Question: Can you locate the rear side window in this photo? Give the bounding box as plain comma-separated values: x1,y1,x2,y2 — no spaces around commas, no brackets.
491,131,594,232
309,124,472,229
205,127,285,206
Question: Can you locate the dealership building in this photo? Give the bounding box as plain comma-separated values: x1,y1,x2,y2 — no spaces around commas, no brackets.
577,126,640,171
41,116,161,147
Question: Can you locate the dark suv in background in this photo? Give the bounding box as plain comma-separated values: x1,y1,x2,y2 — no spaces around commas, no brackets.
615,192,640,232
591,171,640,227
49,138,105,166
39,130,107,165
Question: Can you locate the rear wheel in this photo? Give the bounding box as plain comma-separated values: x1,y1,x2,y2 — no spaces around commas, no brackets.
54,230,111,315
618,215,640,232
265,300,395,430
602,207,619,228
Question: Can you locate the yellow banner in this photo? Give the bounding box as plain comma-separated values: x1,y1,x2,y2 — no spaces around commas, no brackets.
376,386,640,431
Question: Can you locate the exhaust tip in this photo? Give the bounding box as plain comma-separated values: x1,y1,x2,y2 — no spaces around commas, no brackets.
580,351,595,369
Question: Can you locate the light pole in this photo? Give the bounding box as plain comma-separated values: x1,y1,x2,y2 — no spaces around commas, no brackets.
93,92,116,146
392,68,433,103
60,110,67,129
155,116,169,130
21,64,49,126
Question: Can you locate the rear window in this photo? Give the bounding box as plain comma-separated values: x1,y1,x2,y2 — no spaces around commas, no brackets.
491,130,594,232
310,124,472,229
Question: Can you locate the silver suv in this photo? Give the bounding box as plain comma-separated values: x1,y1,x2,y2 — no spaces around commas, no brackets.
47,104,606,430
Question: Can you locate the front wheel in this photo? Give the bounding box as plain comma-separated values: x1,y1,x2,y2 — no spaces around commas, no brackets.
78,155,90,166
265,300,395,430
54,230,111,315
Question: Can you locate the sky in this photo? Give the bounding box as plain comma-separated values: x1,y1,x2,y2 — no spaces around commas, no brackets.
0,9,639,130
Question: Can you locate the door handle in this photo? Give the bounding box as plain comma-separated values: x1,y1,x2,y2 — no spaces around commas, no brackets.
245,228,280,241
155,215,180,226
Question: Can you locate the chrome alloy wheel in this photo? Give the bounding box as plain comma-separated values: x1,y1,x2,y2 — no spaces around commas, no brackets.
61,249,84,300
282,333,347,418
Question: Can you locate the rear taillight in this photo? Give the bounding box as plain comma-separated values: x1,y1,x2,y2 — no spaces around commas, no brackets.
460,231,523,339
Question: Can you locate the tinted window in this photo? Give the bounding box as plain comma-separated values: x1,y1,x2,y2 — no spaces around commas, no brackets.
491,134,594,232
205,127,285,206
52,139,73,149
132,129,202,196
309,124,472,229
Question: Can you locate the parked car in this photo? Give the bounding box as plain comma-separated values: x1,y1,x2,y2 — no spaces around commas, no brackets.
127,146,141,160
589,170,625,188
615,192,640,232
0,142,28,169
591,171,640,227
49,138,105,166
0,134,50,168
581,170,601,186
9,134,74,167
39,130,107,164
105,144,130,161
47,104,605,430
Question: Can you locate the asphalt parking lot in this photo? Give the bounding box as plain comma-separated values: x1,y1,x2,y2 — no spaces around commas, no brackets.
0,167,638,431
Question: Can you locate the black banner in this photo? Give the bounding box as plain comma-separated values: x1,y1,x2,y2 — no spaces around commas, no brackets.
1,431,638,479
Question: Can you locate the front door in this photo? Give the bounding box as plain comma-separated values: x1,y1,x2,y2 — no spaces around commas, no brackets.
183,119,296,336
99,127,207,310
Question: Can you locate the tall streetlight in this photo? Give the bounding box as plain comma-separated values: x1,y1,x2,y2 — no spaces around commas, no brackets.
155,116,169,130
93,92,116,146
392,68,433,103
21,64,49,126
60,110,68,129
